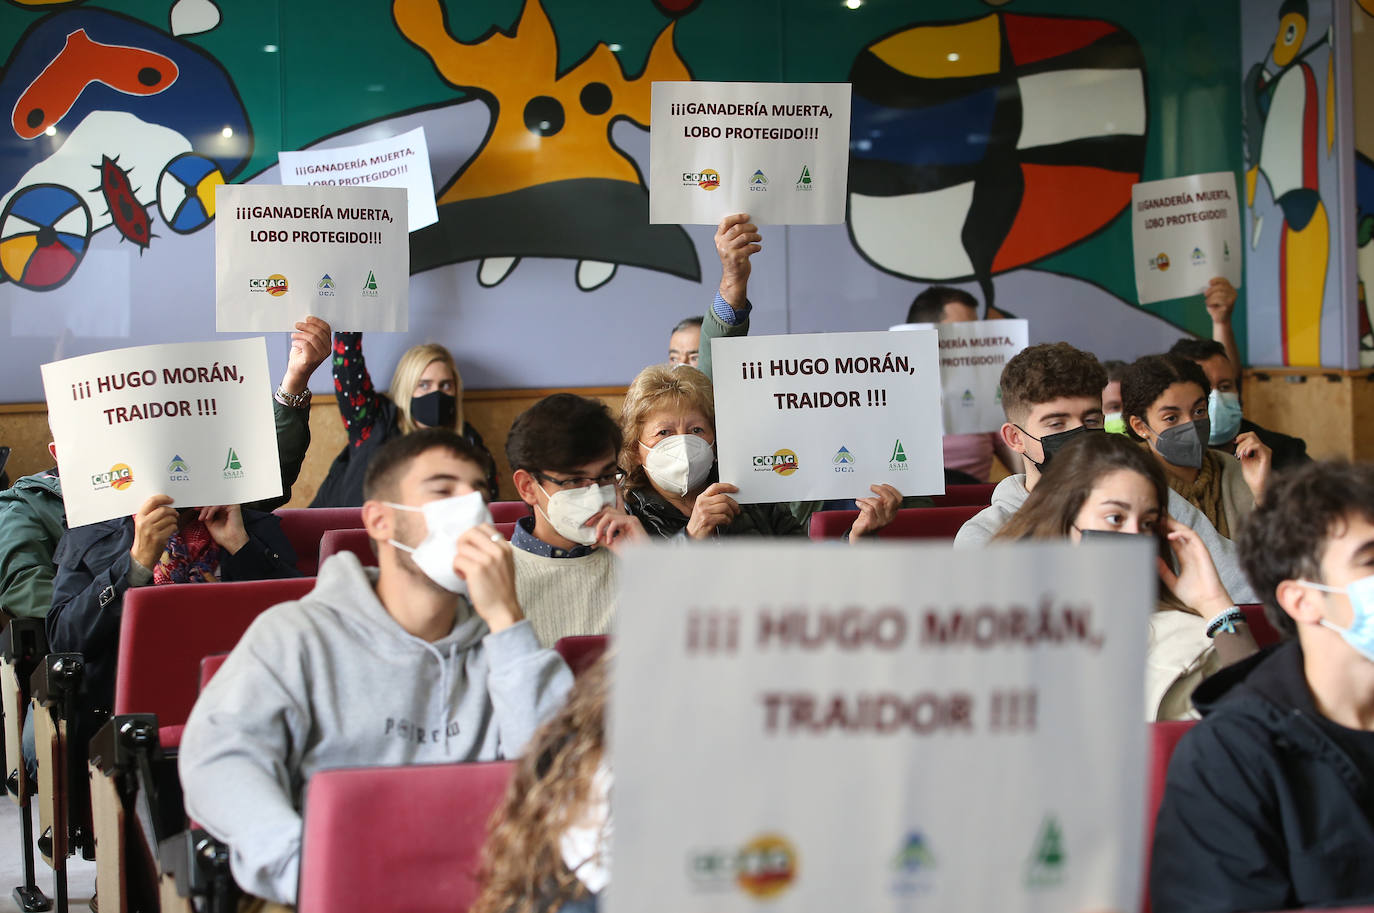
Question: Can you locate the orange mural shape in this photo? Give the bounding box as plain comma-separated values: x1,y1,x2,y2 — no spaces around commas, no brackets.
393,0,690,205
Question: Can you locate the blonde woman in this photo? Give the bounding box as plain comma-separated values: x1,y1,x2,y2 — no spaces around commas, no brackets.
311,332,498,506
619,364,898,539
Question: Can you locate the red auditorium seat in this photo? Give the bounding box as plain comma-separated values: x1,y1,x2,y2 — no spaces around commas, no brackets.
808,505,984,540
1239,604,1282,648
297,760,515,913
489,501,529,523
114,577,316,747
319,527,377,568
1142,719,1197,913
928,483,995,507
554,635,608,677
274,507,364,575
199,653,229,692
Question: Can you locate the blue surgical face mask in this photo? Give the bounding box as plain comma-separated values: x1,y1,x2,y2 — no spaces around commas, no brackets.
1298,574,1374,663
1207,390,1244,445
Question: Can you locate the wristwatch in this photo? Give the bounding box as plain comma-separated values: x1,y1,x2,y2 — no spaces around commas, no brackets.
274,385,312,409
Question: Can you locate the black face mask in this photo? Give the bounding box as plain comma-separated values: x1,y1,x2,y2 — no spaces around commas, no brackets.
1016,424,1099,471
410,390,457,428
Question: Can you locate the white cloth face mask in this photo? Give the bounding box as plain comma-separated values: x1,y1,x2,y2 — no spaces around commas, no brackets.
385,490,493,594
538,483,617,546
559,762,613,894
640,434,715,496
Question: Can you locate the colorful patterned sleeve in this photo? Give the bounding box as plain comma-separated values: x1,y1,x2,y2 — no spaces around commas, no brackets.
332,332,383,448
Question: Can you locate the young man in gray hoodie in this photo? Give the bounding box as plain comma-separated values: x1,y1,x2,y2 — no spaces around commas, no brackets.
178,429,574,906
953,342,1257,603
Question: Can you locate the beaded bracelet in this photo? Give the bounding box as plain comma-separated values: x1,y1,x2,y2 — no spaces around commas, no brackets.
1205,606,1246,639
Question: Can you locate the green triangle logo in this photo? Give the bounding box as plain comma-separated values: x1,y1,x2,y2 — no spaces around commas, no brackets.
223,447,242,471
363,270,378,291
889,440,907,463
1025,816,1066,887
797,165,811,185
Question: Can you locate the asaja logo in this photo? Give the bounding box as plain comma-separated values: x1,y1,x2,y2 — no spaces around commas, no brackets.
362,271,380,297
753,449,799,475
889,439,909,470
317,274,336,297
1224,240,1232,261
1024,816,1067,888
91,462,134,492
688,834,798,899
1191,246,1206,265
222,447,245,480
1148,252,1170,272
832,445,855,473
167,455,190,482
248,274,289,295
682,169,720,190
890,831,936,894
796,164,813,190
749,169,768,191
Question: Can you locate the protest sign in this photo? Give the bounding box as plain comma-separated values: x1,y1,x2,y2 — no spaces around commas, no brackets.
711,330,943,502
40,338,281,527
215,184,409,332
278,126,439,232
892,319,1028,435
1132,171,1242,304
649,81,851,225
608,540,1151,913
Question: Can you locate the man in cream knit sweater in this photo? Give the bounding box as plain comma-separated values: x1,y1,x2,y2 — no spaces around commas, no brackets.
506,394,646,646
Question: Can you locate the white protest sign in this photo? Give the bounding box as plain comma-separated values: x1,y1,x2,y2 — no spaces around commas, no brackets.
215,184,409,332
40,338,281,528
650,81,851,225
608,541,1151,913
892,319,1029,435
711,330,943,502
1132,171,1243,304
277,126,439,232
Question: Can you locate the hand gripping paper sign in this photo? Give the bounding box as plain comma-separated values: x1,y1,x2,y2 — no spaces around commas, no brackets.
215,183,409,332
278,126,439,232
608,539,1152,913
650,81,852,225
711,329,944,503
891,319,1029,435
41,338,281,527
1131,172,1243,305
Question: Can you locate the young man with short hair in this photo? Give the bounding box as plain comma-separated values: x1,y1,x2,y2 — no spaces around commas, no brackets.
179,429,572,906
954,342,1256,601
506,393,645,647
1150,461,1374,911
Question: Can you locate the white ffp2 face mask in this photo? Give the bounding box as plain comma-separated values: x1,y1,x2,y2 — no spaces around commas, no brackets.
385,490,493,594
537,483,616,547
640,434,715,496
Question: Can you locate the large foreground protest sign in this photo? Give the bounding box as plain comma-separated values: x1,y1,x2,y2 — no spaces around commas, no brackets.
41,338,280,527
1131,171,1243,304
608,540,1152,913
650,81,851,225
215,184,409,332
711,330,943,502
278,126,439,232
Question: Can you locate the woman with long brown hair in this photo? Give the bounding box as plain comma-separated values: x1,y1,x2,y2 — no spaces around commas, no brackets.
473,659,609,913
993,432,1258,720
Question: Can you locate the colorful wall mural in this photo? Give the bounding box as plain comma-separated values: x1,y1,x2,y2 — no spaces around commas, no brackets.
0,0,1250,404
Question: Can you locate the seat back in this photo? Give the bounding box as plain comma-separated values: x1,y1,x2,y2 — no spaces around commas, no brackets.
1143,719,1197,913
554,635,608,677
808,505,984,541
199,654,229,692
1239,604,1282,648
928,483,996,508
297,760,515,913
488,501,529,524
318,528,377,568
114,577,316,724
273,508,364,575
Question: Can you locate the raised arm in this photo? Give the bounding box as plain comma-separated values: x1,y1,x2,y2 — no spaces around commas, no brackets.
1205,278,1242,388
331,331,386,447
698,213,760,384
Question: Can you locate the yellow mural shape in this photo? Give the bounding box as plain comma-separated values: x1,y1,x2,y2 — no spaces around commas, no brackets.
1284,200,1327,366
0,234,39,284
868,14,1001,79
393,0,689,205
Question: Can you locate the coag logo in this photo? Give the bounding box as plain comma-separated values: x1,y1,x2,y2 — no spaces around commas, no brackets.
683,169,720,190
753,449,799,475
688,834,798,899
249,274,289,295
1148,252,1170,272
91,463,134,492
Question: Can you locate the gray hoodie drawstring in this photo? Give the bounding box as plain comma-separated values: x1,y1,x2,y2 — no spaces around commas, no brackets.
418,639,457,752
